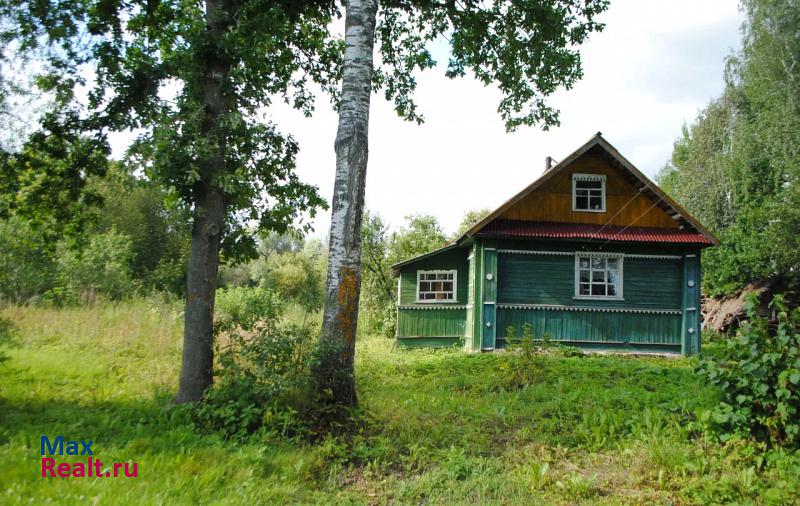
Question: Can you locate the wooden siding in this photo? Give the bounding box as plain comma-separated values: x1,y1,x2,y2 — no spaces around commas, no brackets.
397,307,466,338
497,251,682,310
497,153,679,229
398,248,469,305
496,308,681,348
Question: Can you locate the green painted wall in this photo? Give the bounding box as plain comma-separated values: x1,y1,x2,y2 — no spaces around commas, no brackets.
496,308,682,349
394,238,703,355
497,248,682,310
397,307,466,337
398,248,469,305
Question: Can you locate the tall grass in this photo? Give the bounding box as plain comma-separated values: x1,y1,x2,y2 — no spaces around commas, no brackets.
1,298,798,505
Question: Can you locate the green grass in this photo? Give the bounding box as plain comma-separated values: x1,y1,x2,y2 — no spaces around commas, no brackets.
1,300,798,504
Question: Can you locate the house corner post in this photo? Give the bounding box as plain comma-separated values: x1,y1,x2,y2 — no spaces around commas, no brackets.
481,242,498,350
468,240,485,352
681,251,701,355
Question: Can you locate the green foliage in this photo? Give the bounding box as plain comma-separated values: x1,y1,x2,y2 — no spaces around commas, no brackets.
220,232,326,315
373,1,608,130
0,216,56,302
0,315,14,364
0,109,109,240
2,301,800,503
452,208,491,239
697,294,800,447
659,0,800,295
359,212,449,337
389,214,448,264
192,287,349,440
501,323,549,388
359,211,396,337
1,1,336,263
49,230,136,304
92,164,191,294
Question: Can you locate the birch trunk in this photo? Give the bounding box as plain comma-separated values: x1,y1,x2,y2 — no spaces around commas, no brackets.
174,0,233,404
317,0,378,407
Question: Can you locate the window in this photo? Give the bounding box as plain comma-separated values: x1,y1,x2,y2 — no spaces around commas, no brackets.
417,270,457,302
572,174,606,212
575,254,622,299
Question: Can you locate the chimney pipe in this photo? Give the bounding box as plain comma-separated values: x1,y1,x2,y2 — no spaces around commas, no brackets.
545,156,553,172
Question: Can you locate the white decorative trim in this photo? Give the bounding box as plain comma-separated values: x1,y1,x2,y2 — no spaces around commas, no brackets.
484,301,495,304
685,254,697,258
497,249,573,256
497,249,681,260
416,269,457,303
572,173,607,212
574,251,624,258
398,305,467,310
484,247,497,251
496,304,681,315
572,173,608,182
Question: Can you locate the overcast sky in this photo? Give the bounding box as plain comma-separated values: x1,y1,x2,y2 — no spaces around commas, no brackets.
114,1,745,239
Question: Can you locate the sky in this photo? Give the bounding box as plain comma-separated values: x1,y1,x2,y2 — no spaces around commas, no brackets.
112,0,745,239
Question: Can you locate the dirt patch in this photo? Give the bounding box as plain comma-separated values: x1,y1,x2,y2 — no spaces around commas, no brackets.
702,280,773,334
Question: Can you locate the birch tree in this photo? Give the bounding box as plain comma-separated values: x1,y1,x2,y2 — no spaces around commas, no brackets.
318,0,609,407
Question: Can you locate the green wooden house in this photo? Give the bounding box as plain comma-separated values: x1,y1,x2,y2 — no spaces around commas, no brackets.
391,133,718,354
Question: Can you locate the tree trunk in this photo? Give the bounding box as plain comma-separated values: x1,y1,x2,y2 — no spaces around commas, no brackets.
174,0,233,404
174,185,225,403
317,0,378,407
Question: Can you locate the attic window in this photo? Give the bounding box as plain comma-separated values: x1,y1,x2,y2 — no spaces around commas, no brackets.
572,174,606,212
417,270,457,302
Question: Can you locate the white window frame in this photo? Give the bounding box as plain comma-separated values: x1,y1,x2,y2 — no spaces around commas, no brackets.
572,173,607,212
574,252,623,300
416,270,458,303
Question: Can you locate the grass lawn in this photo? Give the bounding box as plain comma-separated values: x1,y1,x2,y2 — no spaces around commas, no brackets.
0,300,798,504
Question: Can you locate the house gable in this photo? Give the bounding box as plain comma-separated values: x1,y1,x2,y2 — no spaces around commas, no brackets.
497,150,679,229
460,133,719,246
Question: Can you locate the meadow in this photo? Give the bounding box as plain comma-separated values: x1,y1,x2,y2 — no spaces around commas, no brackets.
0,299,798,505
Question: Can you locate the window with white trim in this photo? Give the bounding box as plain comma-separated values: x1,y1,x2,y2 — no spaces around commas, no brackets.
416,270,457,302
572,173,606,212
575,254,623,299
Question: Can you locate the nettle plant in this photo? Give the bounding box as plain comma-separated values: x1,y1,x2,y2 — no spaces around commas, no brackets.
697,294,800,447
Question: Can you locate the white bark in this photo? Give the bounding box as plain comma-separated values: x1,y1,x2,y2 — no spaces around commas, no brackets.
318,0,378,406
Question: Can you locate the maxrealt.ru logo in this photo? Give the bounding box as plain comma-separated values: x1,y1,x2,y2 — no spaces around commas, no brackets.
40,436,138,478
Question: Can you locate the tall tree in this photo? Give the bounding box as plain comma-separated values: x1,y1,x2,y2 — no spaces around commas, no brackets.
453,208,492,239
659,0,800,296
1,0,342,402
318,0,609,407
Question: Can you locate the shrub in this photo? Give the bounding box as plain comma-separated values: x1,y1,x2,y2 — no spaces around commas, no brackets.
696,294,800,447
500,323,547,388
49,230,137,304
0,217,56,302
0,316,15,364
191,287,351,441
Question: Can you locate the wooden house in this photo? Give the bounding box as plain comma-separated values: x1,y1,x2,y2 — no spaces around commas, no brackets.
390,133,718,354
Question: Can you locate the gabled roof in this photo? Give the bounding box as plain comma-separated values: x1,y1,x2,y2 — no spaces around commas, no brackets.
458,132,719,246
392,133,719,274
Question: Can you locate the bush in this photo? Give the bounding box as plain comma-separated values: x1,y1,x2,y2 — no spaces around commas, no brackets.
0,217,56,302
696,294,800,447
0,316,15,364
191,287,350,441
49,230,137,304
500,323,548,389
